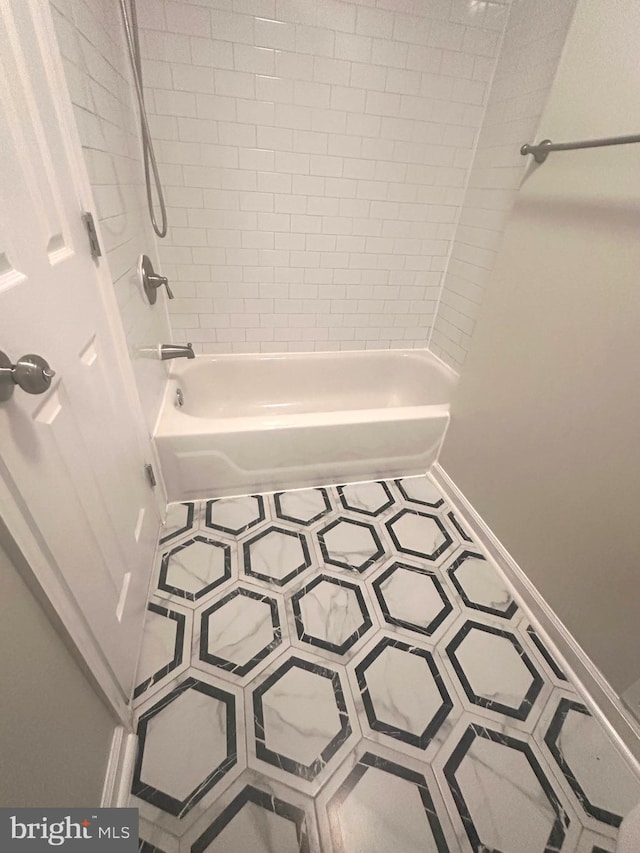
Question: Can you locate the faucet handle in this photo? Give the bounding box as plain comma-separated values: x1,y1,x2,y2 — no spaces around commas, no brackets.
139,254,174,303
147,273,174,300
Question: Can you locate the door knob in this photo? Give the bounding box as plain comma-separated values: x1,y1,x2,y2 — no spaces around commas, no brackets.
0,351,56,402
139,254,174,304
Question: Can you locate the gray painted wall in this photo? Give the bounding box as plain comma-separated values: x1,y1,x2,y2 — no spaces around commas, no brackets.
440,0,640,694
0,532,116,806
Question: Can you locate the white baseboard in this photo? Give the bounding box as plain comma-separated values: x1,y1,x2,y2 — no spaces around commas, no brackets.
430,462,640,771
101,726,137,807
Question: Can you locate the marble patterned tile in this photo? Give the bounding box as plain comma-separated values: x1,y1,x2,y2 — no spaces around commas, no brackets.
290,574,374,658
446,549,518,619
535,691,640,832
182,770,321,853
445,619,546,722
370,561,456,639
574,827,617,851
521,623,571,685
243,525,313,587
134,476,640,851
273,487,334,526
395,476,445,509
134,602,191,703
205,495,266,535
156,536,235,604
195,585,288,682
348,633,461,763
138,815,179,853
317,517,386,574
385,508,454,564
159,502,197,545
434,714,581,853
131,674,246,833
337,481,395,517
246,650,360,795
316,740,460,853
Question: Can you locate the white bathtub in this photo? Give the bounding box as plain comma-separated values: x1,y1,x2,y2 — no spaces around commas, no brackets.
154,349,457,502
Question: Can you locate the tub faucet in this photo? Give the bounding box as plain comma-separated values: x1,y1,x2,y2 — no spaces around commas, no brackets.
159,343,195,360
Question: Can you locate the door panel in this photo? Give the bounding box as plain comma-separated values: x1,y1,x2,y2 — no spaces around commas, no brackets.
0,0,161,699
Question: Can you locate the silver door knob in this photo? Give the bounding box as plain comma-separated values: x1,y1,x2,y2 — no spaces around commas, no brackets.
0,350,56,402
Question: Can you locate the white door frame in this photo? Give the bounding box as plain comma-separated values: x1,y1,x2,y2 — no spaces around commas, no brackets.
0,0,166,725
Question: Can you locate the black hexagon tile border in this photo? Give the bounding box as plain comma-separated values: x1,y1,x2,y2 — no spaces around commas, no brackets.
133,476,640,853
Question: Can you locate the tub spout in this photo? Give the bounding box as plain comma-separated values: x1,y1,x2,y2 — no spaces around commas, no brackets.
159,343,195,360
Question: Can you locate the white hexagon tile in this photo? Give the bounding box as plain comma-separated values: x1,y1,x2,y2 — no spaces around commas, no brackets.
133,477,640,852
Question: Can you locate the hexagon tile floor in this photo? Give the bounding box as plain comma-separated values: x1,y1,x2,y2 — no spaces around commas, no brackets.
132,475,640,853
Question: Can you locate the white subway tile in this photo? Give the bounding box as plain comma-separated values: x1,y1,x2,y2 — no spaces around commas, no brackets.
365,90,401,116
310,108,347,134
393,13,430,46
275,50,314,80
215,69,255,97
201,143,239,167
316,0,356,33
356,7,394,39
142,30,191,63
328,133,362,158
275,0,316,25
239,191,274,211
310,154,343,177
275,151,310,174
313,56,351,86
350,62,386,91
166,2,211,36
257,170,292,193
257,125,293,150
275,103,313,130
119,0,544,356
462,27,501,57
210,10,254,44
190,37,234,68
255,17,296,50
256,74,293,103
178,117,218,143
294,80,331,108
371,38,408,69
334,33,372,63
217,121,256,146
236,98,275,125
191,247,227,264
239,148,275,171
406,44,443,72
385,68,421,95
330,86,366,112
196,93,236,120
233,44,275,74
154,89,197,117
296,24,335,57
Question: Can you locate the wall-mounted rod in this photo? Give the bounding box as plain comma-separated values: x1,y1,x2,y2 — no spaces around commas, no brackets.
521,133,640,164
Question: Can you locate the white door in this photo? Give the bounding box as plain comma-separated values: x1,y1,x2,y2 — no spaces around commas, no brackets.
0,0,161,703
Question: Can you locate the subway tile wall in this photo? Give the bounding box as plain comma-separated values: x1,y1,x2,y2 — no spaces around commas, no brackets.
429,0,578,370
138,0,509,353
50,0,172,432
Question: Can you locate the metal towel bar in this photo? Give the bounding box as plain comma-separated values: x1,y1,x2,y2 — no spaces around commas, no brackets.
521,133,640,164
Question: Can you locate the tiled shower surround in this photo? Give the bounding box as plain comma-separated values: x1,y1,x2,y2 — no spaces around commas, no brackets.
132,476,640,852
52,0,577,372
139,0,508,354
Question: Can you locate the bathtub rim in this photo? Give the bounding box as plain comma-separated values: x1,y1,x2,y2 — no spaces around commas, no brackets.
153,346,459,435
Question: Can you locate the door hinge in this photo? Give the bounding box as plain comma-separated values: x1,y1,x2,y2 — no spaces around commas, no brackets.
145,463,157,488
82,211,102,259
